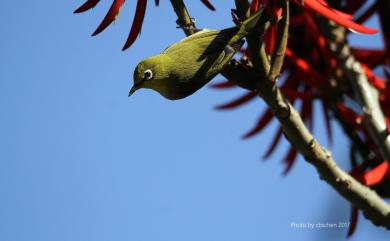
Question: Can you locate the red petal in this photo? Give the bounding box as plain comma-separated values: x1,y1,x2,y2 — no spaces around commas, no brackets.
92,0,125,36
331,9,353,21
281,73,300,89
347,206,359,237
242,109,274,139
260,0,270,5
361,64,386,91
351,48,386,68
122,0,147,50
336,103,363,128
350,165,364,183
265,25,277,54
263,127,284,159
282,148,298,175
298,0,378,34
200,0,216,11
285,48,327,87
74,0,100,13
209,81,236,89
363,161,389,186
281,88,314,100
250,0,259,14
290,15,306,26
302,12,336,67
215,92,257,110
386,117,390,133
271,0,282,18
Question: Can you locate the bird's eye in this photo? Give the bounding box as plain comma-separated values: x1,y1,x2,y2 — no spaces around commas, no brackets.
143,69,153,81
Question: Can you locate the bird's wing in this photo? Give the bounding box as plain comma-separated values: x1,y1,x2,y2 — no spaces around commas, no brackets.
162,28,237,55
160,28,242,84
174,40,243,83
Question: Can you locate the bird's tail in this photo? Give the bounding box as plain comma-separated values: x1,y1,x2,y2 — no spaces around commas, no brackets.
241,8,264,32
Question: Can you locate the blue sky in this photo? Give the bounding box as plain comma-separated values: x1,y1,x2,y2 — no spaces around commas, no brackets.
0,1,388,241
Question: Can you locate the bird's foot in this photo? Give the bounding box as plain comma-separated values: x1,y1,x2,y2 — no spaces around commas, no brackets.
176,18,201,32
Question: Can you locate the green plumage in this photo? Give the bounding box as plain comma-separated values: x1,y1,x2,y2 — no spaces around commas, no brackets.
130,11,262,100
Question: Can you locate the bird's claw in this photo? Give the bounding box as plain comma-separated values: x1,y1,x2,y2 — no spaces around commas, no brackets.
176,18,197,31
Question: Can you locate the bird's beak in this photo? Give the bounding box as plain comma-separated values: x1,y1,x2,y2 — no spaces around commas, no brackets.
128,85,138,97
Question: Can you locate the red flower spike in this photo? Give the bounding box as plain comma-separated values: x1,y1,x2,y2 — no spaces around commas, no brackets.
285,48,326,87
281,72,301,90
263,127,284,159
200,0,216,11
281,88,314,100
347,206,359,237
336,104,363,128
74,0,100,14
215,92,257,110
260,0,270,6
386,117,390,133
363,161,389,186
350,165,365,184
265,25,277,54
122,0,147,50
242,109,274,139
250,0,259,14
282,147,298,175
290,14,306,25
361,64,386,91
92,0,125,36
209,81,236,89
351,48,386,68
302,12,319,34
296,0,378,34
334,10,353,21
302,12,335,67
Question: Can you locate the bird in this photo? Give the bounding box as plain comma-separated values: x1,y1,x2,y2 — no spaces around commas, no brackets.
129,10,263,100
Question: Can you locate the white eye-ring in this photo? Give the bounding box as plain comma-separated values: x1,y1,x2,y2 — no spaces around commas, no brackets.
143,69,153,80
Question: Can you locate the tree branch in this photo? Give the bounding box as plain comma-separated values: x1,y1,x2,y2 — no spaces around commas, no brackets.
170,0,390,229
316,18,390,167
232,0,390,229
258,72,390,229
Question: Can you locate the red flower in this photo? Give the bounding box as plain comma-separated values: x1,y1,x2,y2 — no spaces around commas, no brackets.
74,0,215,50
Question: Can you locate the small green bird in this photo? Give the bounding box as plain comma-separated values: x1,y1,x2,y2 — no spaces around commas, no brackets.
129,11,262,100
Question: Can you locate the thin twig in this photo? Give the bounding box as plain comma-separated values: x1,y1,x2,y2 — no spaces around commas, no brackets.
170,0,195,36
235,0,270,76
268,0,289,82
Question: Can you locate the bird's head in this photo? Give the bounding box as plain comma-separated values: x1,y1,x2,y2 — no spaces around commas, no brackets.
129,56,169,97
